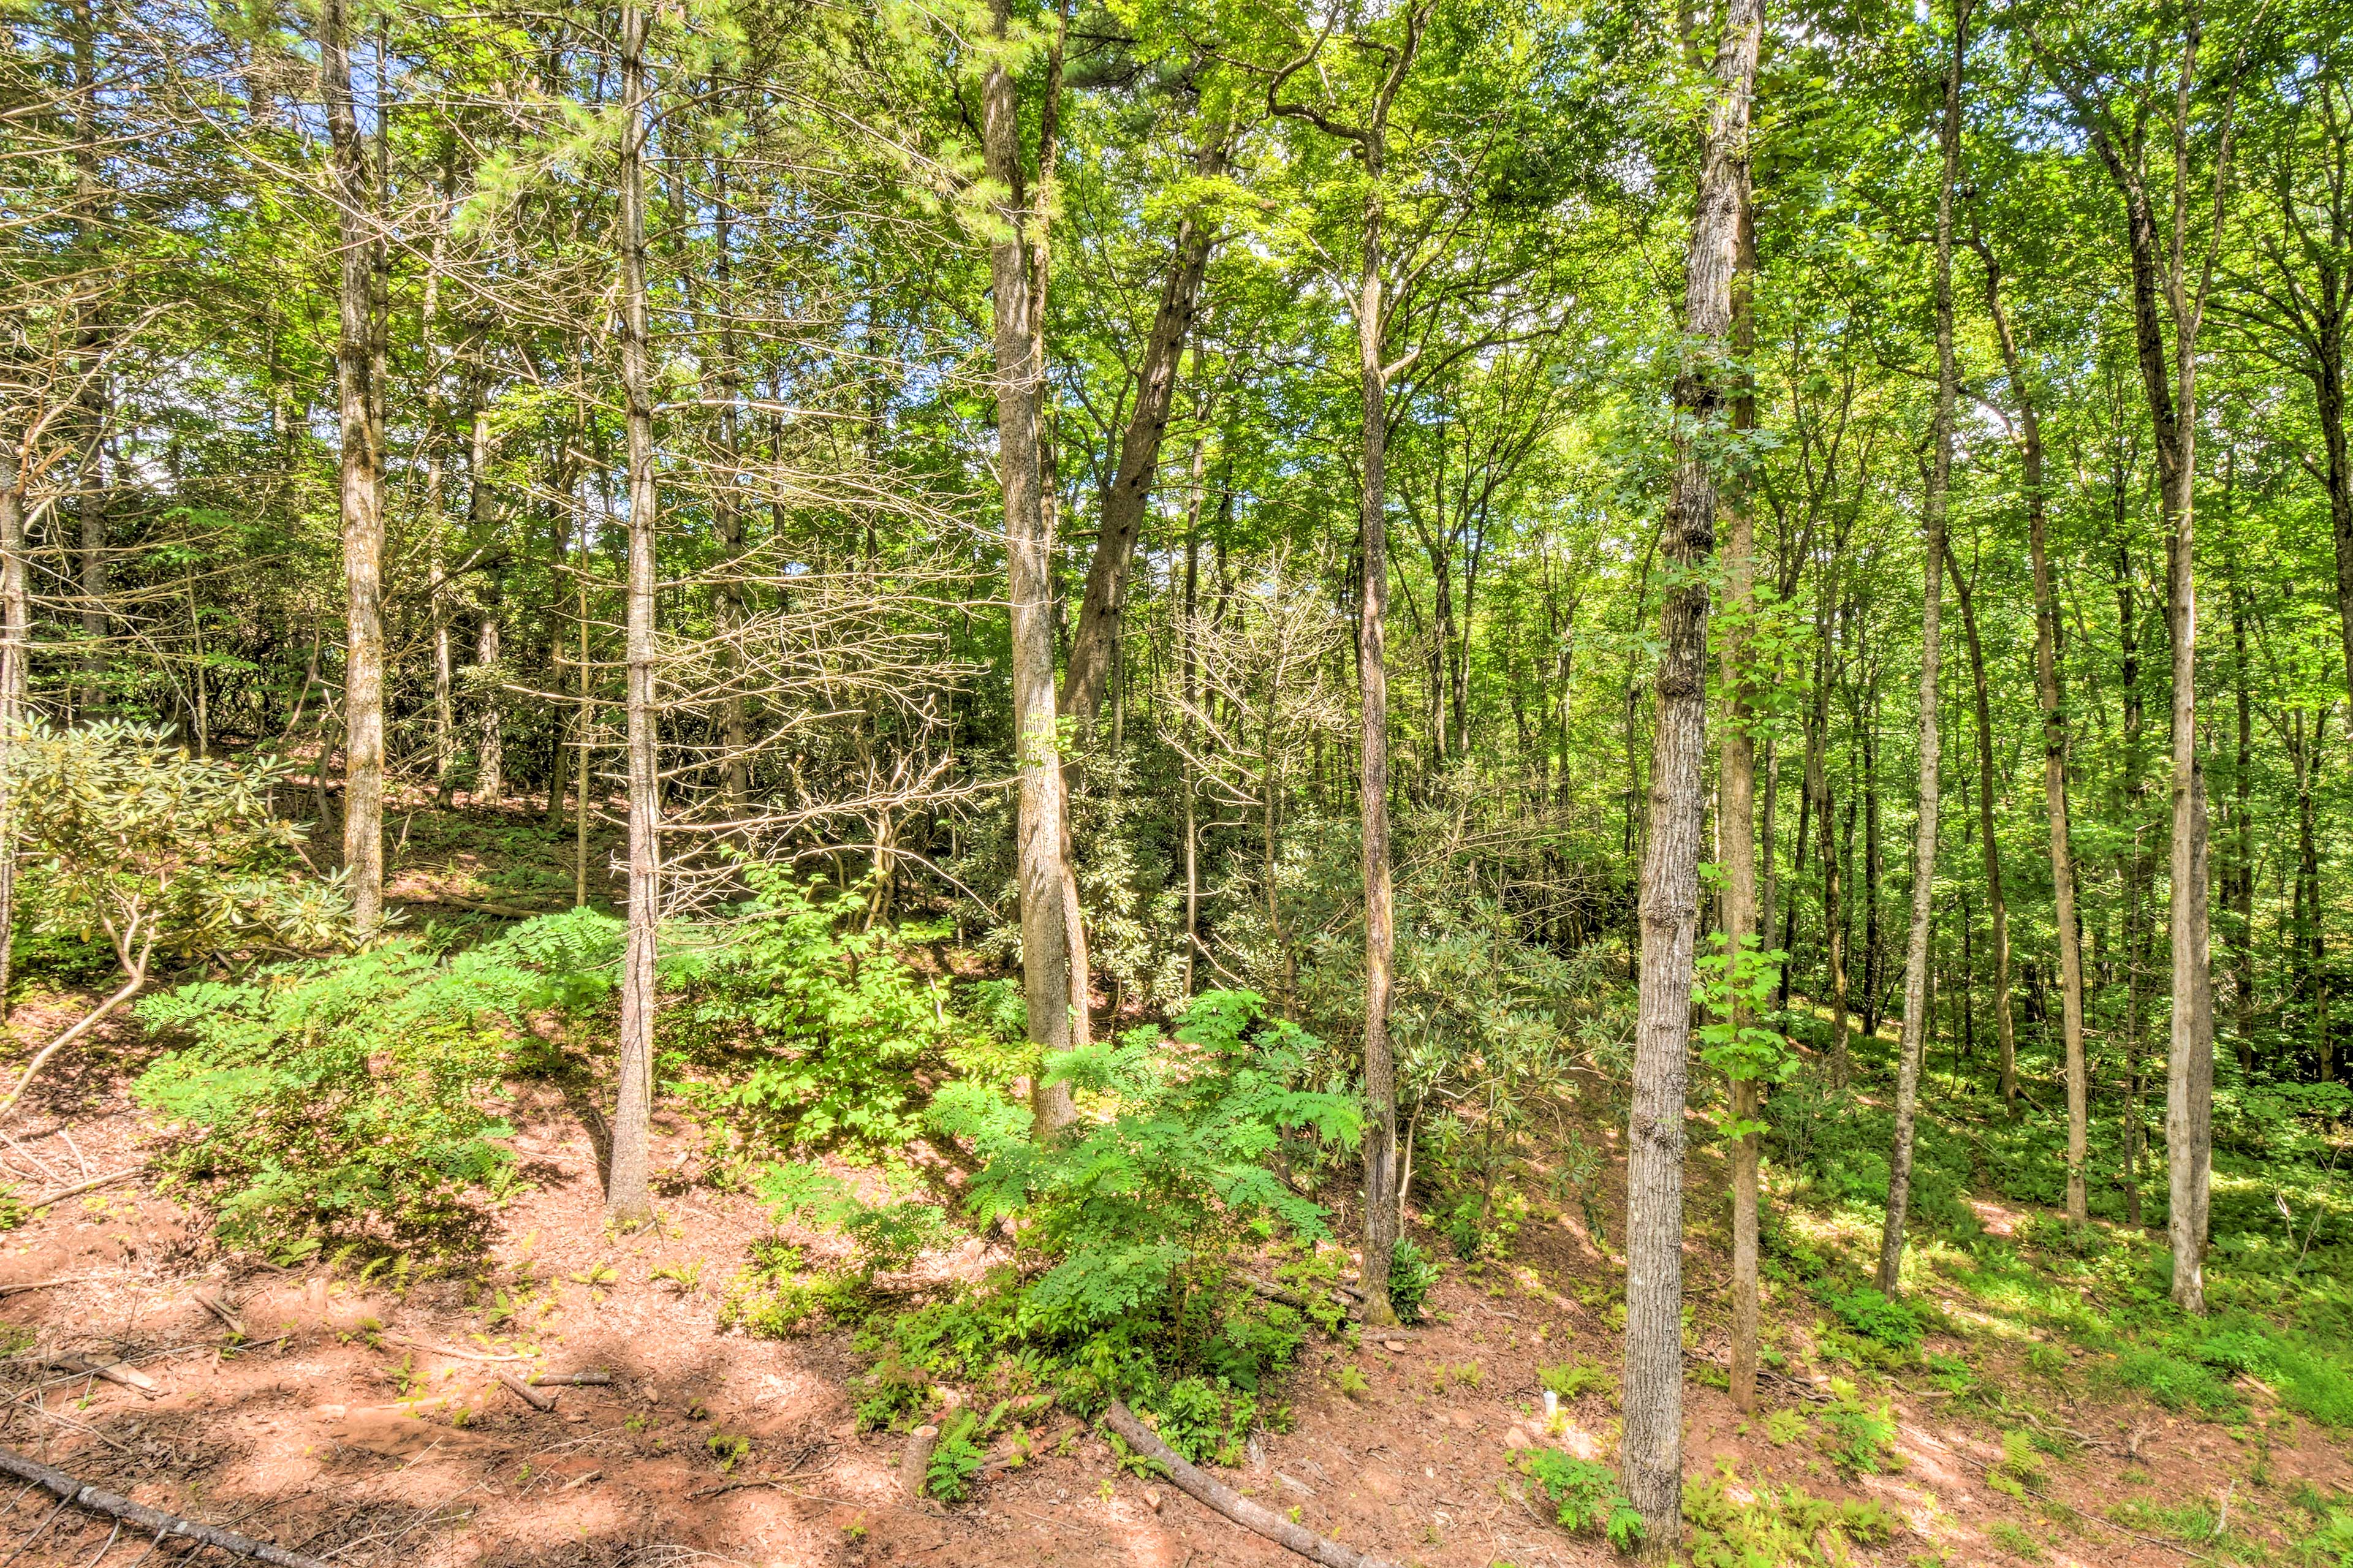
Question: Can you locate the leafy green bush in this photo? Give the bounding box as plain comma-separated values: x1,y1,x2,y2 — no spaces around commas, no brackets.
134,909,621,1251
814,993,1356,1466
1539,1355,1616,1400
949,990,1360,1331
1388,1237,1441,1323
1816,1284,1924,1350
1518,1450,1642,1551
667,867,996,1161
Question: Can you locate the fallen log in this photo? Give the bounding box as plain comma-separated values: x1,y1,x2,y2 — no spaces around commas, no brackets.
497,1374,556,1412
528,1370,613,1387
0,1442,332,1568
1101,1402,1396,1568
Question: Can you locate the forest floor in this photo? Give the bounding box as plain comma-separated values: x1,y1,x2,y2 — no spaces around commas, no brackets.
1,806,2349,1567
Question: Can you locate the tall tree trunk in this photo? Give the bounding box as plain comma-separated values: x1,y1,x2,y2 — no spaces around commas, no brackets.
1944,538,2014,1108
984,0,1076,1139
1351,111,1403,1333
712,151,750,812
2230,569,2256,1069
607,0,660,1229
1877,0,1963,1296
1623,0,1758,1542
1718,169,1762,1416
0,461,24,1024
322,0,384,929
470,389,503,803
1974,238,2084,1205
1862,692,1883,1036
1061,136,1227,727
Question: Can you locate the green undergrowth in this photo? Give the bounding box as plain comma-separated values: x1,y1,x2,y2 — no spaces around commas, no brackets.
1681,1461,1897,1567
1760,1004,2353,1444
743,990,1364,1468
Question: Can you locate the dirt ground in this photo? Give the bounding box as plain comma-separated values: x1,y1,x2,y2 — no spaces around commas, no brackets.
1,996,2346,1568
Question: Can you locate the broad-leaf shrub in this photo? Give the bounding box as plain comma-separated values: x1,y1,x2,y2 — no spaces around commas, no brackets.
134,909,622,1251
1518,1450,1643,1551
10,721,356,969
667,866,1002,1160
949,990,1362,1331
838,992,1358,1463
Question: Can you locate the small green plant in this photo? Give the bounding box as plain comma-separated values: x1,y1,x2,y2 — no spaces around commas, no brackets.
1684,1464,1896,1567
705,1433,751,1473
1986,1520,2042,1561
651,1259,703,1293
1518,1450,1642,1552
1817,1379,1899,1475
1763,1407,1808,1445
1816,1284,1925,1351
1539,1355,1616,1401
1387,1237,1441,1324
1335,1364,1370,1398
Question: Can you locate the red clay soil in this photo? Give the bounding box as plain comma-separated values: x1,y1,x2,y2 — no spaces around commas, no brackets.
0,1007,2344,1567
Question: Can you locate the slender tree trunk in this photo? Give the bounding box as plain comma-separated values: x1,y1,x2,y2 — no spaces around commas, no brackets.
322,0,384,929
1623,0,1758,1542
1877,0,1963,1296
712,154,751,813
0,462,24,1024
607,0,660,1229
984,0,1076,1139
1353,127,1401,1331
1862,694,1884,1036
1719,175,1762,1417
469,391,503,803
2230,570,2255,1069
1181,447,1204,998
1974,241,2084,1205
1944,539,2014,1107
1062,138,1226,726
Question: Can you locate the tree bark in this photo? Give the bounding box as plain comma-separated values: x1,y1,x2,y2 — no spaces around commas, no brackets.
1623,0,1758,1542
322,0,385,929
0,462,23,1024
1718,172,1762,1417
984,0,1077,1139
1060,136,1227,727
1877,0,1963,1298
1974,236,2084,1206
1944,537,2013,1110
607,0,660,1229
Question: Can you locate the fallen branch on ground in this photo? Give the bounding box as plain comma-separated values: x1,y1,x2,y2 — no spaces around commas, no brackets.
0,1278,102,1298
527,1371,612,1387
381,1333,530,1363
23,1168,143,1210
40,1354,157,1394
498,1374,555,1412
0,1443,332,1568
1102,1401,1396,1568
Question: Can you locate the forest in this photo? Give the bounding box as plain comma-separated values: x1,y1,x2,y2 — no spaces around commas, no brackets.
2,0,2352,1562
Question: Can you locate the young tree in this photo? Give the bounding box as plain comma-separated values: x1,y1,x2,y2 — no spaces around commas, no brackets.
1879,0,1966,1295
1973,233,2088,1213
1267,0,1436,1330
1623,0,1760,1540
607,0,660,1228
2029,5,2249,1311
